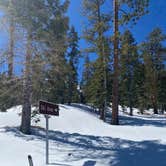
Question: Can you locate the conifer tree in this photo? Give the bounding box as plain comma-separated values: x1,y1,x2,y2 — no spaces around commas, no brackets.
135,62,146,114
141,28,166,114
14,0,42,134
83,0,111,121
159,68,166,113
12,0,69,133
0,0,22,111
111,0,149,124
66,26,80,104
39,0,69,104
119,30,139,116
0,0,15,78
82,55,93,103
8,0,15,78
31,53,46,104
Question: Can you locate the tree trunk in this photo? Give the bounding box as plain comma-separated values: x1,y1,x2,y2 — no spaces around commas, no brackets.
20,32,32,135
128,73,133,116
152,101,158,114
153,105,158,114
161,104,164,114
151,95,158,114
140,108,144,114
129,91,133,116
111,0,119,125
100,105,106,122
129,106,133,116
8,1,14,78
97,0,107,122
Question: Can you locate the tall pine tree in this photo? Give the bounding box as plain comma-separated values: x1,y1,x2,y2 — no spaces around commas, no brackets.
142,28,166,114
83,0,111,121
66,26,80,104
111,0,149,124
119,30,139,116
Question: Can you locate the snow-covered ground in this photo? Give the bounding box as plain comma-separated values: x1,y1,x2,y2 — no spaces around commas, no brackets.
0,105,166,166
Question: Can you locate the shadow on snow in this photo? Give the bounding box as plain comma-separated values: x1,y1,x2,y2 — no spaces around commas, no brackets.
70,104,166,127
1,126,166,166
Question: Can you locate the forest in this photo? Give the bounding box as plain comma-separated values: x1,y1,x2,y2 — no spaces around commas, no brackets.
0,0,165,135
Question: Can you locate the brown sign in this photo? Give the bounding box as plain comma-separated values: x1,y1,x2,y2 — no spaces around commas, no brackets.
39,100,59,116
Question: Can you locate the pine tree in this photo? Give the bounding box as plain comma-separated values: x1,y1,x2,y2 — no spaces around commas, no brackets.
42,0,69,104
119,30,139,116
82,55,93,103
111,0,149,125
83,0,111,121
141,28,166,114
66,26,80,104
82,55,93,87
8,0,15,78
112,0,119,124
15,0,69,133
14,0,40,134
0,0,23,111
31,54,46,104
0,0,15,77
135,62,146,114
159,68,166,113
0,0,70,120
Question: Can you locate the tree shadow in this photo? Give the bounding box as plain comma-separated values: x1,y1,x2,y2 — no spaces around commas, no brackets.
119,115,166,127
1,126,166,166
69,104,166,127
48,162,72,166
83,160,96,166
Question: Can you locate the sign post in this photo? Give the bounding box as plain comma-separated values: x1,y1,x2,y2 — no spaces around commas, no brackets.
28,155,34,166
39,100,59,165
45,115,49,165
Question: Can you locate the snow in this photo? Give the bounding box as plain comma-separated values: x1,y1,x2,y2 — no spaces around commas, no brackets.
0,104,166,166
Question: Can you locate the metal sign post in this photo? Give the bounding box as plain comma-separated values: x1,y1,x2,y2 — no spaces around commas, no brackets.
28,155,34,166
39,100,59,165
45,115,49,165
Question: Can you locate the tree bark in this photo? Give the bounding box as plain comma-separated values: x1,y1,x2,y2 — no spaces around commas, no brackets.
8,0,14,78
100,109,105,121
111,0,119,125
20,32,32,134
152,96,158,114
100,104,106,122
128,72,133,116
95,0,106,121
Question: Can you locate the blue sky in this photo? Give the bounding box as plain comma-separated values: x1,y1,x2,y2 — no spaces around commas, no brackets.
0,1,166,78
68,0,166,80
68,0,166,44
